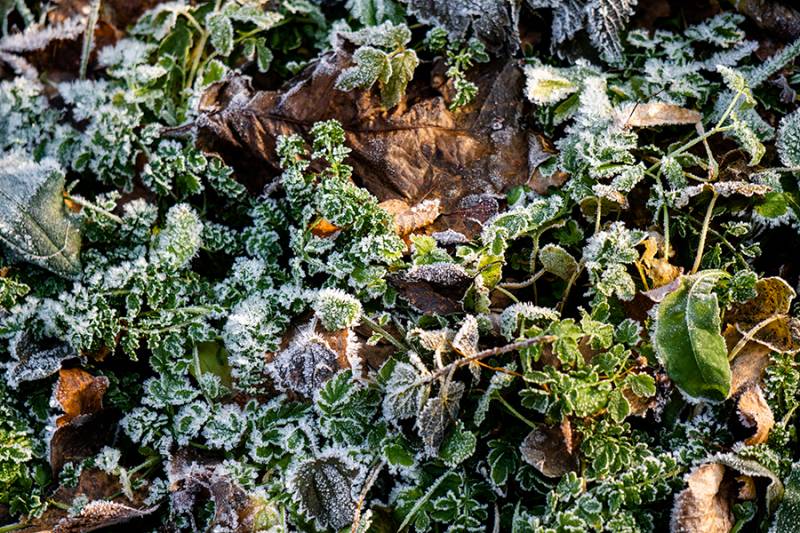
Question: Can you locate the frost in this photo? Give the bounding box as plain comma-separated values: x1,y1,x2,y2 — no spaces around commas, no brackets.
417,380,464,455
582,222,647,301
94,446,122,474
313,288,363,331
382,361,428,423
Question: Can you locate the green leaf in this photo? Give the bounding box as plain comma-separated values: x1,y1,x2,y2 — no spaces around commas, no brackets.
0,154,81,277
207,13,234,57
487,439,518,487
439,421,476,467
381,49,418,108
654,271,731,401
539,243,578,280
335,46,390,91
625,373,656,398
607,390,630,423
255,38,273,73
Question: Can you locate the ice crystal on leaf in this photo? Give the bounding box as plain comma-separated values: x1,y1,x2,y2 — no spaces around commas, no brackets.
313,288,363,331
288,451,363,530
778,108,800,169
582,222,646,301
150,203,202,270
269,323,341,397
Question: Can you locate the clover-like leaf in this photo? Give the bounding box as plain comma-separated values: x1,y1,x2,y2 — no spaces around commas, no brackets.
654,271,731,402
0,153,81,277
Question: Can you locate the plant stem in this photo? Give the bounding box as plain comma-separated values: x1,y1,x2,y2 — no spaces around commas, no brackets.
594,196,602,234
495,394,537,429
79,0,101,80
398,471,452,531
494,285,520,303
728,314,785,361
361,315,407,352
499,269,544,290
691,190,718,274
350,459,386,533
66,194,123,224
0,523,27,533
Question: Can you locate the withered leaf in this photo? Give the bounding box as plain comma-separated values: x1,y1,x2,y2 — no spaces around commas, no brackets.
736,384,774,446
5,333,77,389
379,198,441,236
671,463,734,533
673,181,771,209
390,263,472,315
639,235,681,289
519,419,578,478
55,368,110,426
196,52,530,212
727,277,800,355
728,333,772,396
617,102,702,128
50,409,119,477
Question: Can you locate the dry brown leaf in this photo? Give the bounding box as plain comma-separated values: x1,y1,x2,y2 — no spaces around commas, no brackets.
55,368,109,427
196,52,530,212
639,235,682,289
737,475,757,500
389,263,472,315
728,338,772,396
618,102,702,128
310,218,340,237
527,133,568,194
727,277,800,355
671,463,734,533
379,198,441,236
673,181,771,208
737,384,774,446
519,419,578,478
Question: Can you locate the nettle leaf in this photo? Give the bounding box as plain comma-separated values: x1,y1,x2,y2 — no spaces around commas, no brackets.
207,13,234,57
289,454,361,530
586,0,638,65
654,271,731,402
382,360,429,422
0,154,80,277
417,381,465,455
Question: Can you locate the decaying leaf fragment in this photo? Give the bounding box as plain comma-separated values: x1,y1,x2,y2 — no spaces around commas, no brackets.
0,153,81,277
52,501,158,533
736,384,774,446
638,235,681,289
727,277,800,355
390,263,473,315
671,463,734,533
55,367,110,426
672,181,771,209
519,419,578,478
727,326,772,395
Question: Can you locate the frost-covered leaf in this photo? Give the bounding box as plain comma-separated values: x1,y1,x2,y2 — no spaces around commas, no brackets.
313,288,362,331
150,203,202,270
417,380,464,455
671,181,771,209
382,48,418,108
777,108,800,168
773,465,800,533
0,154,81,277
731,115,765,166
289,453,361,530
269,325,343,397
585,0,638,64
487,439,518,487
4,333,77,389
346,0,403,26
439,421,476,467
335,46,390,91
539,243,578,280
207,13,234,57
616,102,701,128
383,360,428,422
523,64,578,105
403,0,520,53
654,271,731,402
499,302,560,341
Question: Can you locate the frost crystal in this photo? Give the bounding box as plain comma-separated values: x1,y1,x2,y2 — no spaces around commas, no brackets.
524,64,578,105
202,403,246,451
778,108,800,168
313,288,363,331
150,203,202,270
500,303,560,341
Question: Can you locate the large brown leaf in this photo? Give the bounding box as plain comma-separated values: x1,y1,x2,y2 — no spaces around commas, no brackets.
671,463,735,533
195,51,531,211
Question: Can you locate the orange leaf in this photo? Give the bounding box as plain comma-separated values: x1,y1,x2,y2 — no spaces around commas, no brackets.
55,368,109,427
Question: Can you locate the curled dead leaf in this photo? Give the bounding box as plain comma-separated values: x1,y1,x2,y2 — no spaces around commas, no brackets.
728,277,800,355
671,463,734,533
727,329,772,395
310,218,340,238
519,419,578,478
390,263,472,315
736,384,774,446
55,368,109,426
639,235,682,289
673,181,771,209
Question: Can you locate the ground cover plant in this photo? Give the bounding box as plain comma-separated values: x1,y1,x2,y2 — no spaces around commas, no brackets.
4,0,800,531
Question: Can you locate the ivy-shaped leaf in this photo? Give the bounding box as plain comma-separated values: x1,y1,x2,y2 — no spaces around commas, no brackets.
0,154,81,277
654,271,731,401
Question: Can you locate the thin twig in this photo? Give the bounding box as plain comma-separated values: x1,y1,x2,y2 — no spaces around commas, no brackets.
350,459,386,533
79,0,101,79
